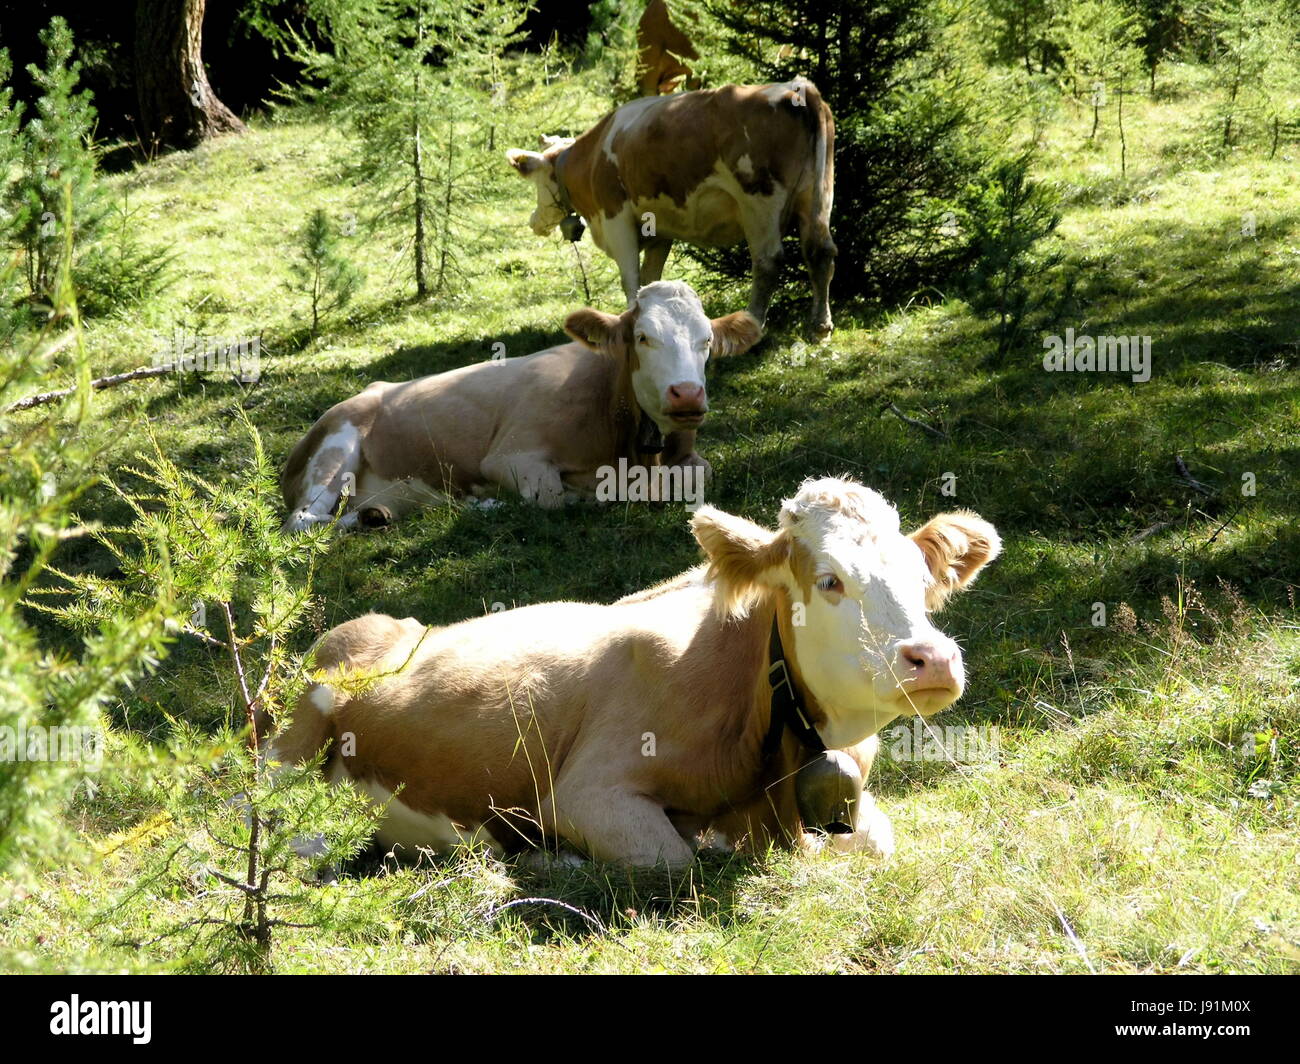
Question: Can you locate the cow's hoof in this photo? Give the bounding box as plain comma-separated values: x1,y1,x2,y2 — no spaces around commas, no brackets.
694,827,733,854
828,809,895,860
671,454,712,484
810,321,834,342
358,505,393,529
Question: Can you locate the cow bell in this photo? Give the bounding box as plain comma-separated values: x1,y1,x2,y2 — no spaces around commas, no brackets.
559,213,585,243
636,412,665,454
796,750,863,835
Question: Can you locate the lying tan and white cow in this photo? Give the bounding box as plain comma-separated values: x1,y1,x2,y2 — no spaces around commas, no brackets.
269,478,1001,866
507,78,837,338
280,281,760,530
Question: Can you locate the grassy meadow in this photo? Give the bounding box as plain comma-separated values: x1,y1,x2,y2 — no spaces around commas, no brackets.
3,61,1299,974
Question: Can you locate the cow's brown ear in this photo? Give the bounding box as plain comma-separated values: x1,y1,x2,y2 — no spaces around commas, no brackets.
909,511,1001,612
506,148,546,176
710,311,762,358
564,307,625,353
691,506,789,617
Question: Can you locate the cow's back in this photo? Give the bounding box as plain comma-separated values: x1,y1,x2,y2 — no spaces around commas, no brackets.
322,579,773,832
571,80,831,241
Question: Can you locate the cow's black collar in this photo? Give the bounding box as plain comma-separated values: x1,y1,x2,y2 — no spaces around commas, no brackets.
762,616,826,758
551,151,584,242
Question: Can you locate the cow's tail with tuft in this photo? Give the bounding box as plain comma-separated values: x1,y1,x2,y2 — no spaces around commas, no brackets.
804,78,835,235
263,664,343,766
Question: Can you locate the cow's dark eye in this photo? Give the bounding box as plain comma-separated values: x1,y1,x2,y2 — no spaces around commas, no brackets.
816,574,843,594
636,333,648,345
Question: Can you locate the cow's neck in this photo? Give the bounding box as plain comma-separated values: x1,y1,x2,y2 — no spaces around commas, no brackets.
554,141,599,225
606,344,663,467
684,591,829,810
763,588,832,752
553,147,578,218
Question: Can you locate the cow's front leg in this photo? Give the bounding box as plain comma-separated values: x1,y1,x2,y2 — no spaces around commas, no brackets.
543,783,694,868
661,429,712,504
595,211,644,308
824,734,894,858
661,429,710,473
640,237,673,284
480,452,566,508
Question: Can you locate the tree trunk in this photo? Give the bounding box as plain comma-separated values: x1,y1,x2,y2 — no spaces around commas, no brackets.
412,3,429,298
435,118,454,294
134,0,245,152
412,115,429,297
1118,74,1127,178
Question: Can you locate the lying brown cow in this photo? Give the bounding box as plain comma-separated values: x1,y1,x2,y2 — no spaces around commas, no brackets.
507,78,837,338
269,478,1001,866
281,281,759,529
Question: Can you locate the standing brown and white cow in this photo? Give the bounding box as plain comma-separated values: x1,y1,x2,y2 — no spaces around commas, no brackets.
507,78,837,338
280,281,759,530
269,478,1001,866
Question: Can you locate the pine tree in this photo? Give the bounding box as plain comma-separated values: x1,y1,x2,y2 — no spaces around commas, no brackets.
0,202,175,890
1202,0,1291,148
701,0,1015,303
1134,1,1190,93
987,0,1067,74
291,0,529,298
963,153,1062,355
77,192,178,317
288,209,364,335
42,417,377,971
1053,0,1143,141
0,49,27,343
9,18,106,304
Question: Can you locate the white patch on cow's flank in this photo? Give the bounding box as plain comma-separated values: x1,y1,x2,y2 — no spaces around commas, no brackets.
287,421,363,530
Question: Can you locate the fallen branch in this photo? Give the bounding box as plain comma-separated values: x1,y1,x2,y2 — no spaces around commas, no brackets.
1128,520,1174,544
1206,502,1245,546
1173,455,1214,496
4,363,177,414
486,896,606,933
881,402,949,442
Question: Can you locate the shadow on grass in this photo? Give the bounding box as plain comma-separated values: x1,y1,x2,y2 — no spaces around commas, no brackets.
344,841,764,949
496,850,761,945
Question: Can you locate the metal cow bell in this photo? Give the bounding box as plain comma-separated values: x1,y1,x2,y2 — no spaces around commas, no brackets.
795,749,863,835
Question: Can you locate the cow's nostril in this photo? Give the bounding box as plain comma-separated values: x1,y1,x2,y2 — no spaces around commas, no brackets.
905,651,927,669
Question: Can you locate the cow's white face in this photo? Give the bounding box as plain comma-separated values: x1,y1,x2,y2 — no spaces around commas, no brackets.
692,480,1001,749
629,283,715,433
564,282,762,433
505,139,573,236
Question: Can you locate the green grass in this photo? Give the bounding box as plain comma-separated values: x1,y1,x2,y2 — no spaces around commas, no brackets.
2,65,1298,973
